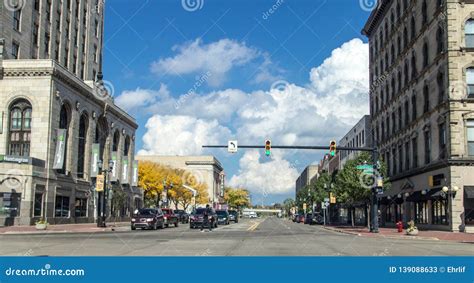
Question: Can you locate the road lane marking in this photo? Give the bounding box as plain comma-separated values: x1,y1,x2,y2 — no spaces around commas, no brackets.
247,220,262,231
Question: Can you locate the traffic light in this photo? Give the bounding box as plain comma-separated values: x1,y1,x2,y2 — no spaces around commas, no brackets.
265,140,271,156
329,140,337,156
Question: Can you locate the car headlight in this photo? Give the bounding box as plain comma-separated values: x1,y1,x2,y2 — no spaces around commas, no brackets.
223,217,227,220
164,216,167,220
146,218,154,222
131,218,136,222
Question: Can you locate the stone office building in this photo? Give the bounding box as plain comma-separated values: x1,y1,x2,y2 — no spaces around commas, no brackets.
363,0,474,232
0,0,141,226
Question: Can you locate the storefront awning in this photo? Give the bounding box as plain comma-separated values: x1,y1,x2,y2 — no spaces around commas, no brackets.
406,188,443,202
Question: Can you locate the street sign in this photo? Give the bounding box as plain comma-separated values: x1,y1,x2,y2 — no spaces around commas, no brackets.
363,168,375,174
228,140,238,153
357,164,373,170
376,188,384,195
322,201,329,209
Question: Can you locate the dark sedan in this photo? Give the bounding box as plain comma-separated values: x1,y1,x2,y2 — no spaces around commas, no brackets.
228,210,239,223
216,210,230,225
175,210,190,223
131,208,164,230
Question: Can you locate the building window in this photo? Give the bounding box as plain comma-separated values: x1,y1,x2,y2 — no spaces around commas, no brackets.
405,141,410,170
33,24,39,45
411,17,416,41
467,67,474,98
34,0,40,11
45,32,50,55
411,94,417,121
465,19,474,48
411,53,417,79
423,85,429,113
437,27,445,53
412,137,418,168
0,193,21,217
422,0,428,25
13,8,21,31
34,193,43,217
77,114,88,179
424,129,431,164
9,100,32,156
403,27,408,49
414,201,429,224
55,195,70,218
422,43,429,68
124,136,131,157
432,199,448,225
467,120,474,156
398,107,402,130
404,61,409,86
11,42,19,59
439,122,447,159
437,72,445,103
392,148,397,174
75,198,87,217
404,101,409,125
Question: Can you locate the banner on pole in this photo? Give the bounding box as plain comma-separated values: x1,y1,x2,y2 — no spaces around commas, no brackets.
52,129,67,169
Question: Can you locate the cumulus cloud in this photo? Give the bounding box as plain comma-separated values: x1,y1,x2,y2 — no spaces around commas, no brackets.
229,150,299,195
137,115,232,156
135,38,370,196
150,38,260,86
115,84,171,113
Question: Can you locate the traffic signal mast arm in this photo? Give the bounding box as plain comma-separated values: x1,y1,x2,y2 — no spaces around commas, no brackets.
203,145,375,152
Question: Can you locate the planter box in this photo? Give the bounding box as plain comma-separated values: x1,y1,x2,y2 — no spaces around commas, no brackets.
35,223,48,230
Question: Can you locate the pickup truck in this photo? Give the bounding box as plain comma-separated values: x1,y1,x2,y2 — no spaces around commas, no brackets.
161,208,179,228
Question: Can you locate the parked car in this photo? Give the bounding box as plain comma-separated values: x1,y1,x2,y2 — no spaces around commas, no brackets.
175,210,190,223
161,208,179,228
292,214,299,222
304,213,323,225
190,207,218,229
296,214,305,223
216,210,230,225
131,208,164,230
228,210,239,223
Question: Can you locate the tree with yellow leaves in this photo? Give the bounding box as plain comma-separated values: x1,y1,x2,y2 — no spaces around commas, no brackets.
224,187,251,209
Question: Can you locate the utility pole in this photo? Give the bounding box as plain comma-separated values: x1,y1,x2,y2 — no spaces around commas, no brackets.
371,148,380,233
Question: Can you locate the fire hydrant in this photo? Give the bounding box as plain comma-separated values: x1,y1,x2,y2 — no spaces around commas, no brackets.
396,221,403,233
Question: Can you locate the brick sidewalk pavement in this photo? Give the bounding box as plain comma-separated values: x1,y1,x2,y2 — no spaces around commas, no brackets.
323,225,474,243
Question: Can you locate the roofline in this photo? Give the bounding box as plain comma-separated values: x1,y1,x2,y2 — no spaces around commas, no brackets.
361,0,391,37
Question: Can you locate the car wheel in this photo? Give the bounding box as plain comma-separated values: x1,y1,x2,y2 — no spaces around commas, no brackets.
131,226,136,230
165,224,169,228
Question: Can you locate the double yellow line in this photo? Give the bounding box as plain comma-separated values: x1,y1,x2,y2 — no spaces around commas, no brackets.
247,221,261,231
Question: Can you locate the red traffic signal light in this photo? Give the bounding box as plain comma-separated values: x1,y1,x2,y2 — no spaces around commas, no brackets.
265,140,271,156
329,140,337,156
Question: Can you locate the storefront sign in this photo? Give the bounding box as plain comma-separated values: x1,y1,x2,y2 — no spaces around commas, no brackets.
52,129,67,169
0,155,30,164
90,143,100,177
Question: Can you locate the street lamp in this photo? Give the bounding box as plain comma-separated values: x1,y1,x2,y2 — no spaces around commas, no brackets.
442,183,459,227
97,159,114,228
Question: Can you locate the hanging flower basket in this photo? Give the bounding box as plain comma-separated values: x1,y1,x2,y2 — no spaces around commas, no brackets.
35,219,48,230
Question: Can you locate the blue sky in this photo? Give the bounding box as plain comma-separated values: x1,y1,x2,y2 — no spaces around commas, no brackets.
103,0,374,205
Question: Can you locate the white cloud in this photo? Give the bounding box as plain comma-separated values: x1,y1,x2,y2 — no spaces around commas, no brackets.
135,38,370,196
150,38,260,86
115,84,171,113
137,115,232,156
229,150,299,195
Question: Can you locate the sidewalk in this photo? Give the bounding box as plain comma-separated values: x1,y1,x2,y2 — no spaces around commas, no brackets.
0,222,130,235
323,225,474,243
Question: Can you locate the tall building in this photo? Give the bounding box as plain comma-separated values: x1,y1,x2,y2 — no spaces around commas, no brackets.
0,0,104,81
135,155,225,208
362,0,474,232
339,115,372,168
295,165,319,197
0,1,141,226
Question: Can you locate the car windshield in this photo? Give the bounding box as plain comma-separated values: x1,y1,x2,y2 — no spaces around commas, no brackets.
216,210,227,215
162,209,172,214
137,209,156,215
194,208,208,215
229,211,237,215
175,210,184,214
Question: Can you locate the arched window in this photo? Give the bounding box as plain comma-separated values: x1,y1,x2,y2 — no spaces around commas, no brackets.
397,36,401,56
465,19,474,48
403,27,408,49
77,114,88,178
422,43,429,67
404,61,409,86
437,72,445,103
411,17,416,41
124,136,130,157
391,77,396,99
397,70,402,91
391,44,395,63
57,104,70,174
467,67,474,98
403,0,408,10
396,1,401,19
423,84,430,113
437,26,445,53
9,99,32,156
112,130,120,152
95,116,108,158
422,0,428,25
385,22,389,40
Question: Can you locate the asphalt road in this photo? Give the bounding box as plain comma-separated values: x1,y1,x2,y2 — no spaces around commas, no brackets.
0,217,472,256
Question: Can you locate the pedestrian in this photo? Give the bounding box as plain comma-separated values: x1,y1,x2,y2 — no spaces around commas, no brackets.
201,204,213,232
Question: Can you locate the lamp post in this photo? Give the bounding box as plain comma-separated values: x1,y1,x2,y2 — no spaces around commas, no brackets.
442,184,459,227
97,159,114,228
162,180,173,208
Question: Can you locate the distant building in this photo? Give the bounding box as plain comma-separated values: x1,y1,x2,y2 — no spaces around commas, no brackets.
339,115,372,168
295,165,319,197
136,155,224,208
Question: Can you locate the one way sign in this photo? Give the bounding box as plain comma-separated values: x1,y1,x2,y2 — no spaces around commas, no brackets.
228,140,238,153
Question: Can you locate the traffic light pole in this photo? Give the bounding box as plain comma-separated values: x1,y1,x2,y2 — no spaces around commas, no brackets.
203,144,381,233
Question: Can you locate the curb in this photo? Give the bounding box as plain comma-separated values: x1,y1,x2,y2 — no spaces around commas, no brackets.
322,226,440,241
0,225,130,236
